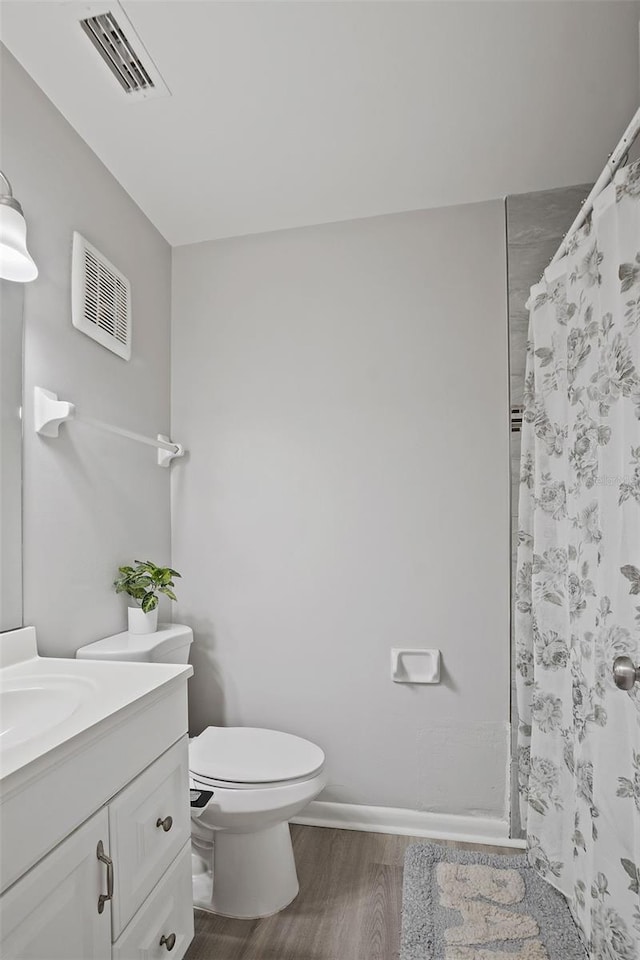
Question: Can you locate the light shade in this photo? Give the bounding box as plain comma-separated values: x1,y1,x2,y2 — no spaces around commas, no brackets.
0,202,38,282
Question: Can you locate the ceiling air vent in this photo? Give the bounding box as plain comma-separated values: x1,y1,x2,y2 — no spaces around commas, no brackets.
72,232,132,361
78,3,170,101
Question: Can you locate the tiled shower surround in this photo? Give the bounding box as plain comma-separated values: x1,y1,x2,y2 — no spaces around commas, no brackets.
506,183,588,836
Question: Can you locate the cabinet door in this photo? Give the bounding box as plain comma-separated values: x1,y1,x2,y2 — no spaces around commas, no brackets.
109,737,190,936
0,808,112,960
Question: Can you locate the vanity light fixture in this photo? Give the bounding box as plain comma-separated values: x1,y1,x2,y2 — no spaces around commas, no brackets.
0,170,38,283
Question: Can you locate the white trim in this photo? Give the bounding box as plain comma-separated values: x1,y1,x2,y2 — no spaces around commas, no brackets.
292,801,527,849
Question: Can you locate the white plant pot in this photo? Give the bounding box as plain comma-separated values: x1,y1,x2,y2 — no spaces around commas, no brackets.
128,606,158,635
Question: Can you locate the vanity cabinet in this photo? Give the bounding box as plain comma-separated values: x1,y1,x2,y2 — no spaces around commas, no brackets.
0,738,194,960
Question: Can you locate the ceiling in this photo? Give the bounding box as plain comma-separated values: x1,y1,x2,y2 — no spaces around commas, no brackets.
1,1,639,246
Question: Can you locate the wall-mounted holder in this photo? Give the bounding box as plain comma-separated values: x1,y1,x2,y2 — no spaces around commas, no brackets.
391,648,441,684
34,386,185,468
157,435,184,468
34,386,76,438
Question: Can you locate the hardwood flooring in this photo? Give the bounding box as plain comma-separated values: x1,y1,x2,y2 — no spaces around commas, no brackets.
185,825,517,960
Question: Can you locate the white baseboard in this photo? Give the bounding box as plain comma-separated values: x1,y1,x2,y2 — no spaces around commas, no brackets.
292,801,527,849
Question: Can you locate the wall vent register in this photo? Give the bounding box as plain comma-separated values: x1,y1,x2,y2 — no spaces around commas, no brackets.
72,231,131,361
78,2,171,101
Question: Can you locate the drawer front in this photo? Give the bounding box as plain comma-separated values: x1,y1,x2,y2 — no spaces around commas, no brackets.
109,737,191,936
113,842,194,960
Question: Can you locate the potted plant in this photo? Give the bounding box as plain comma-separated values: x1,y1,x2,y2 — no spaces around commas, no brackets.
114,560,181,635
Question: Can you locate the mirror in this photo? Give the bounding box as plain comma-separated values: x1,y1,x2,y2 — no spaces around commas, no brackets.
0,279,24,630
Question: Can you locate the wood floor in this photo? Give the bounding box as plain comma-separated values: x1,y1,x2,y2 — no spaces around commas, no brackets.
185,825,516,960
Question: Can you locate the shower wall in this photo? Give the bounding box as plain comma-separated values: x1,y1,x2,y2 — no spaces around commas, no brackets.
506,182,589,834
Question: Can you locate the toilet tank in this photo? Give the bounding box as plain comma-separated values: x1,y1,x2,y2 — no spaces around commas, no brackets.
76,623,193,664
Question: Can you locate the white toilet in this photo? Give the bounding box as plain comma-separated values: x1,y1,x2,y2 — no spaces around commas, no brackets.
77,623,327,919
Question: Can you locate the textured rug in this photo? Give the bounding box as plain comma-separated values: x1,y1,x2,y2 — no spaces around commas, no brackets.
401,844,587,960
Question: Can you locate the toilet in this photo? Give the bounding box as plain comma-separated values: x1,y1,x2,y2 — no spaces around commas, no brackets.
77,623,327,919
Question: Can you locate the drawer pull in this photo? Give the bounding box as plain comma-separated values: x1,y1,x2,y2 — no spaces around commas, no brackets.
96,841,114,915
156,815,173,832
160,933,177,951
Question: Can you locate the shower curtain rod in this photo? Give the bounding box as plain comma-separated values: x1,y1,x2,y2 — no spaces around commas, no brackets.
549,104,640,268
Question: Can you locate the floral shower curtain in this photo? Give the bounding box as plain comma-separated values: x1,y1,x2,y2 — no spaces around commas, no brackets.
515,158,640,959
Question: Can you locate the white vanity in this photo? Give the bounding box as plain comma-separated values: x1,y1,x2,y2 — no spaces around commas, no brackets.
0,627,195,960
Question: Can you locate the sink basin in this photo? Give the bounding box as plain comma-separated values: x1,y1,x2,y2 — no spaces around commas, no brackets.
0,677,96,751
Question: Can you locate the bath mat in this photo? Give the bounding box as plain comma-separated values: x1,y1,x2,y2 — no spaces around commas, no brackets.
400,844,586,960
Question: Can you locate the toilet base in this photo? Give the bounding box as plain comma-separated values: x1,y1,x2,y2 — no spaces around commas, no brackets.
193,822,300,919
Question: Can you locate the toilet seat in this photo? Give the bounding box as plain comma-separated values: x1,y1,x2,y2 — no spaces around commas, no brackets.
189,726,325,787
191,769,321,790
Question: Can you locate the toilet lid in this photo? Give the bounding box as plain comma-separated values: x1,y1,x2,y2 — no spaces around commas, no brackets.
189,727,325,784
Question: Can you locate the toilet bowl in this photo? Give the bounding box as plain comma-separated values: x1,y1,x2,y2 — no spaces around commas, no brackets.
76,625,326,920
189,725,326,918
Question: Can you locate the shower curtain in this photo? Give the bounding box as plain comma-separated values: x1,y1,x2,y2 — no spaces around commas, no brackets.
515,158,640,959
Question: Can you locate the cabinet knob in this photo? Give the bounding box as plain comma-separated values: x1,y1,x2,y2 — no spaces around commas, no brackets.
160,933,177,951
156,815,173,832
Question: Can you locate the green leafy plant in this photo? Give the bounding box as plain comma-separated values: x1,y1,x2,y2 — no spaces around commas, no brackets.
114,560,181,613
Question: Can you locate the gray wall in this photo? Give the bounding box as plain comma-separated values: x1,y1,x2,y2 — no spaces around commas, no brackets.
172,202,511,817
1,49,173,656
